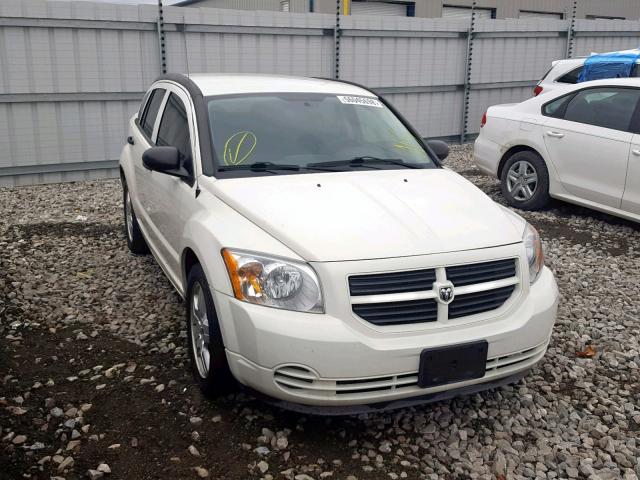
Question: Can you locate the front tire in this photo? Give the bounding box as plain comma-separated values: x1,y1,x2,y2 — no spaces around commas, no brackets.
122,180,149,254
500,150,550,211
186,264,234,397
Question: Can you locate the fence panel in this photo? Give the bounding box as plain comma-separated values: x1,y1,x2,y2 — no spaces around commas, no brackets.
340,15,467,139
0,0,160,187
3,1,640,186
573,19,640,56
162,6,334,77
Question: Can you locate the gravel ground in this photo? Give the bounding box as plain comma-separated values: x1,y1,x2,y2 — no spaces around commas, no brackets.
1,144,640,480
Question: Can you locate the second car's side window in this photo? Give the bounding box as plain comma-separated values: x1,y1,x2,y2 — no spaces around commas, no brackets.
563,87,640,132
557,66,583,84
140,88,166,138
156,93,193,177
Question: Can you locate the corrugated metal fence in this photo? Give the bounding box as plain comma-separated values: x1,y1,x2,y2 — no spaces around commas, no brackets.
2,1,640,186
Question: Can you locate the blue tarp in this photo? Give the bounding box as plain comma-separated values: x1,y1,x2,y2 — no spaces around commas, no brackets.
578,49,640,82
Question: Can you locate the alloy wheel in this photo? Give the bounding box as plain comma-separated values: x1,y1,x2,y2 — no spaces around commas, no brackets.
506,160,538,201
190,282,211,379
125,190,134,241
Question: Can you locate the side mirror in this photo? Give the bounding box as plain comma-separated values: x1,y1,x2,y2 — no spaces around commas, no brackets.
426,139,450,161
142,146,188,178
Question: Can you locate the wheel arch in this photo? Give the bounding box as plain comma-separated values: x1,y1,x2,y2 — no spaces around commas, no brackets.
182,247,201,292
497,145,546,179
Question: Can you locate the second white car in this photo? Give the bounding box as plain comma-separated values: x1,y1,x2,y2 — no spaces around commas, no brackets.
475,78,640,223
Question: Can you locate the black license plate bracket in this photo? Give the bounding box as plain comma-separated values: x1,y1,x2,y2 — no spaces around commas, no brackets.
418,341,488,388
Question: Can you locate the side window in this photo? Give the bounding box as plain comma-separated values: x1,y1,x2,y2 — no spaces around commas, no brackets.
543,93,575,119
156,93,193,176
140,88,166,138
557,66,583,84
138,91,151,120
563,87,640,132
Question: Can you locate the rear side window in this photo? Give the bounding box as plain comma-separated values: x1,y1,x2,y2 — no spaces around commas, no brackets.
543,93,575,118
156,93,193,176
538,66,553,82
560,87,640,132
557,66,583,84
140,88,166,138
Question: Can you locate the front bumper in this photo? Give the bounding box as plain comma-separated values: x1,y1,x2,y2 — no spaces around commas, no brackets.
213,266,558,408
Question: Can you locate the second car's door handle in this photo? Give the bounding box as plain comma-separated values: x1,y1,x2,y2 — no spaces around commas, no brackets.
632,149,640,156
546,131,564,138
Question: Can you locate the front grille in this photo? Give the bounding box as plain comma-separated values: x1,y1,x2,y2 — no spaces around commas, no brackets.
448,285,516,319
352,298,438,326
445,259,516,287
350,258,518,326
349,269,436,296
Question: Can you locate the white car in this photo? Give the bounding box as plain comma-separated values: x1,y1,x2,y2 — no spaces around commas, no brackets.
534,52,640,97
534,57,585,97
120,73,558,413
474,78,640,223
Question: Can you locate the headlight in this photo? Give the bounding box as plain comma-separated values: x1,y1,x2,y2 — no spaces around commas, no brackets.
523,223,544,284
222,249,324,313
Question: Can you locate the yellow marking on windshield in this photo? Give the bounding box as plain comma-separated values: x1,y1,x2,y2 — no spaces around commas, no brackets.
223,131,257,165
392,133,420,152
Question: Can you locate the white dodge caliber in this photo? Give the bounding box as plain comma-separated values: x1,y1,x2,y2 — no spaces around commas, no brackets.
120,73,558,413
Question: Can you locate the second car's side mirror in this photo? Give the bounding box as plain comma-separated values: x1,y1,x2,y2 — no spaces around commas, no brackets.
426,139,450,161
142,146,188,178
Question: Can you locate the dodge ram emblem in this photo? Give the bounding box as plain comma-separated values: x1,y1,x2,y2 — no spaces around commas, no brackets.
438,285,455,304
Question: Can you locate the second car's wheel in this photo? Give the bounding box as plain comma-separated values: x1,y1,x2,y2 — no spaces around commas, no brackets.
122,180,149,254
186,263,234,397
500,150,550,211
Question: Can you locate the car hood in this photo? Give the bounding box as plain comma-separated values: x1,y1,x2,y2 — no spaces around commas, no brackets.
208,169,523,262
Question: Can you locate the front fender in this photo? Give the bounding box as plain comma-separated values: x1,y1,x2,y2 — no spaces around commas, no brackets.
180,186,304,298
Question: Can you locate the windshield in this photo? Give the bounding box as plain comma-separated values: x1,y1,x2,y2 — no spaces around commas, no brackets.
207,93,436,176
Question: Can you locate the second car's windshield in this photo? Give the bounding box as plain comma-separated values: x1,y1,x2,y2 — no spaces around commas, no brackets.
207,93,435,176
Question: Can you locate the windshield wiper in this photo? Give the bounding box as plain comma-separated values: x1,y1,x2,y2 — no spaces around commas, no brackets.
218,162,300,173
308,156,421,169
218,162,344,173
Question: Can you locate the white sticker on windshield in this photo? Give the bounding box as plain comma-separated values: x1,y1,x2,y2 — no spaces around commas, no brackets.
337,95,383,108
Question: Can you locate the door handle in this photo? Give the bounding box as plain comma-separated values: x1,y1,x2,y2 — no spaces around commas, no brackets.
546,131,564,138
632,149,640,156
127,136,135,145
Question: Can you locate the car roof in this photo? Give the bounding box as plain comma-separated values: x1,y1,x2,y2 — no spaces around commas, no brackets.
552,50,640,69
564,77,640,88
551,57,585,68
172,73,376,97
531,77,640,103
